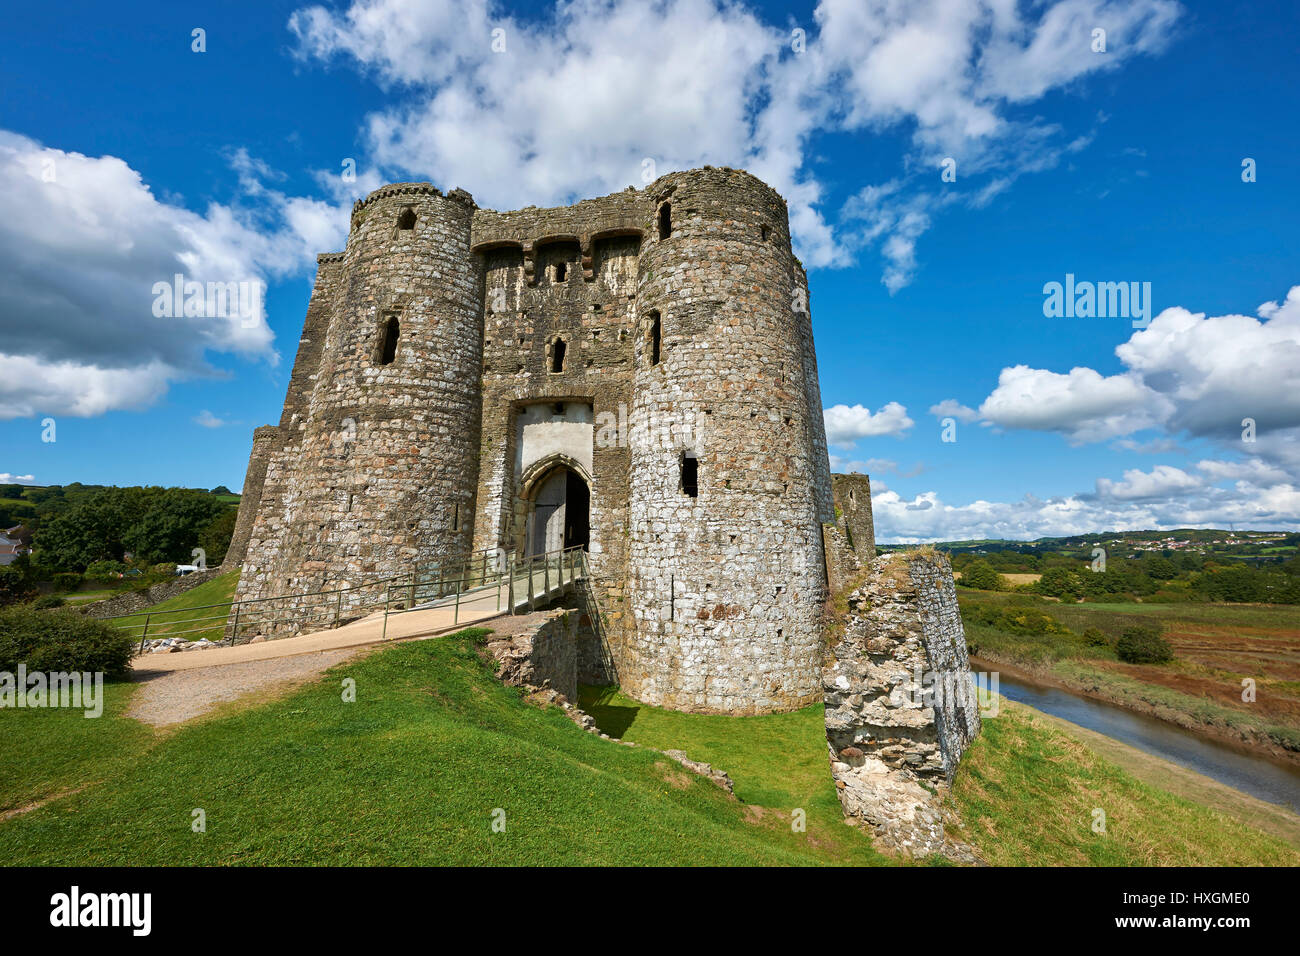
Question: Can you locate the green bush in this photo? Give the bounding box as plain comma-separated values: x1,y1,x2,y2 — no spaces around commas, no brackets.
51,572,83,591
959,559,1005,591
1082,626,1109,647
0,565,38,607
31,595,65,610
963,603,1072,636
0,607,134,677
1116,626,1174,665
84,559,127,582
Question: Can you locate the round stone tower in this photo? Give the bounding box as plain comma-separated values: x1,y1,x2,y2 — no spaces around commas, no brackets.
253,183,484,602
624,168,829,715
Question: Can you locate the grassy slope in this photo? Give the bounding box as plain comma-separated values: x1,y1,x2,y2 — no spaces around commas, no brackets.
579,685,885,864
114,571,240,642
2,627,1294,865
949,701,1300,866
0,682,152,815
0,631,876,866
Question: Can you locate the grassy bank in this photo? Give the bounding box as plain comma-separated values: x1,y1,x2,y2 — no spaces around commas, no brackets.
0,631,876,865
948,701,1300,865
114,571,240,643
2,626,1295,865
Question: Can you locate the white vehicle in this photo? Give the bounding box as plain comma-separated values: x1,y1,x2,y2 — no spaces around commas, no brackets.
174,564,202,576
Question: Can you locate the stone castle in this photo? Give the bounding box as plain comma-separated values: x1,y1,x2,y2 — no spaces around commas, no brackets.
226,166,881,716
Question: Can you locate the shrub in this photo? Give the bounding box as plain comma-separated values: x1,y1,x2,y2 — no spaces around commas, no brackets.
0,565,38,607
0,607,134,677
959,560,1005,591
1116,626,1174,665
85,559,127,582
963,603,1072,636
31,595,65,610
1082,626,1109,647
51,572,83,591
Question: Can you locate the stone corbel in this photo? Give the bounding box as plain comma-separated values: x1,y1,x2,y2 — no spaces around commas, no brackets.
522,241,537,286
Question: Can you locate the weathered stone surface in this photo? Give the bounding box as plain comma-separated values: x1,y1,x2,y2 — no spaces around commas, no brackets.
230,167,864,717
485,608,579,701
823,550,981,862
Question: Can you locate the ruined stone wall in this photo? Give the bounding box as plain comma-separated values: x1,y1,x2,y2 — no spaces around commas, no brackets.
485,608,581,702
824,551,979,780
822,551,980,859
624,168,829,714
235,185,483,614
832,473,876,563
221,425,279,571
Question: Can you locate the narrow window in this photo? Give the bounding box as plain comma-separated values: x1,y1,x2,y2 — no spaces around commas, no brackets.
647,311,661,366
551,339,566,373
378,315,400,365
396,207,416,230
658,202,671,240
681,453,698,497
551,401,565,416
761,224,771,241
555,261,567,282
451,503,460,532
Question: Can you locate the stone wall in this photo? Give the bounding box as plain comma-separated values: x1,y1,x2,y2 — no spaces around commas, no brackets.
79,567,224,620
822,551,980,860
221,424,279,571
624,167,828,715
831,473,875,564
231,168,837,717
485,608,580,701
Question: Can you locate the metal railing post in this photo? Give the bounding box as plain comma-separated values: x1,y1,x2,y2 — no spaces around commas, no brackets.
381,580,391,640
528,555,537,612
454,579,461,624
507,555,515,614
231,603,241,645
333,589,343,628
139,612,150,655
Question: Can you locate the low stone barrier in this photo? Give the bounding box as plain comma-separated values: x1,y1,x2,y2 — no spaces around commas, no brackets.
78,568,225,620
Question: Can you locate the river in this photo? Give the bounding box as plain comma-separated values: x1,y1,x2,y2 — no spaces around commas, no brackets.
974,662,1300,813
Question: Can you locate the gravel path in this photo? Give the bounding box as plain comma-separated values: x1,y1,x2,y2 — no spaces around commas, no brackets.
127,648,366,727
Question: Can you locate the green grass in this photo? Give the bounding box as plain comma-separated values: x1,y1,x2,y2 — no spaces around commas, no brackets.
579,685,886,863
949,701,1300,866
0,681,153,815
115,571,240,642
4,626,1294,866
0,631,883,866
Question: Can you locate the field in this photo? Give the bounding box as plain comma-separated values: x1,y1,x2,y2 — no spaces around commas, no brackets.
1,627,1295,866
960,588,1300,758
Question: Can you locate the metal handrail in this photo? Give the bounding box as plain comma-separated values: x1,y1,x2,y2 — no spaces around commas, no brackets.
117,544,587,651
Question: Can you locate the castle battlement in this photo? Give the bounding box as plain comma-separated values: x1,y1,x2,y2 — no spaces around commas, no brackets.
228,167,868,715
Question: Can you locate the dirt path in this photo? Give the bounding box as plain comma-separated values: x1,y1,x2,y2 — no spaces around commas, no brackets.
127,648,366,727
1018,702,1300,851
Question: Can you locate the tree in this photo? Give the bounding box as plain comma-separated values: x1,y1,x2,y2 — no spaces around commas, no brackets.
210,485,233,496
198,508,239,565
1037,566,1084,600
0,483,24,499
1116,626,1174,664
121,489,227,565
959,559,1005,591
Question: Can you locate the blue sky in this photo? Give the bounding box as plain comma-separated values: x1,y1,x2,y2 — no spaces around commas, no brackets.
1,0,1297,540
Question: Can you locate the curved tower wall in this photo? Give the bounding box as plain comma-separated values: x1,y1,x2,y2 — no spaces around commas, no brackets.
236,184,483,606
625,168,828,714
